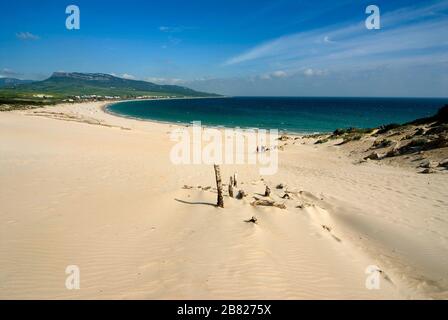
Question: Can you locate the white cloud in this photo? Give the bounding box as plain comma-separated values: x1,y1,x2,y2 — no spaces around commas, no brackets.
109,73,186,84
303,69,314,76
159,26,173,32
0,68,21,77
160,36,182,49
260,70,288,80
303,68,327,76
121,73,136,80
323,36,334,43
159,26,197,33
145,77,185,85
16,32,40,40
272,70,287,78
260,68,327,80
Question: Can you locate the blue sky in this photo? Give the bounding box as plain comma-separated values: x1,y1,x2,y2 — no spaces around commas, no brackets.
1,0,447,96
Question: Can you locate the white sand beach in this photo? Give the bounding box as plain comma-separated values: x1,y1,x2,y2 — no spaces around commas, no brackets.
0,102,447,299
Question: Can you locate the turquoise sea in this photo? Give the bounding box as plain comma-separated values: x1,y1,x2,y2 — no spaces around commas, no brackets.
107,97,448,134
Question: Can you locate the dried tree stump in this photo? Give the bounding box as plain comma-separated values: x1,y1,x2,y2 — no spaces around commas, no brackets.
228,176,234,198
214,164,224,208
264,185,271,197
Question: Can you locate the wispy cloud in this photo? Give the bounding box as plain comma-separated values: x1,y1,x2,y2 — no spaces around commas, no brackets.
16,32,40,40
303,68,327,77
110,74,185,84
158,26,197,33
323,36,334,44
260,70,288,80
121,73,136,80
0,68,22,78
161,35,182,49
145,77,185,85
224,0,448,75
158,26,196,48
110,73,137,80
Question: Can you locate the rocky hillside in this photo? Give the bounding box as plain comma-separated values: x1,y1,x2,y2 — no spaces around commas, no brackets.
307,105,448,173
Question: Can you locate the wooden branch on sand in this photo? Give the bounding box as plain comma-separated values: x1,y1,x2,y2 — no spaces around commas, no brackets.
244,216,258,224
214,164,224,208
251,197,286,209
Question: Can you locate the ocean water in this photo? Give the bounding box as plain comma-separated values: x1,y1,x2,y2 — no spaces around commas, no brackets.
107,97,448,133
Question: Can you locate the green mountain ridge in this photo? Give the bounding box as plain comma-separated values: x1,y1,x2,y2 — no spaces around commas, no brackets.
0,72,218,98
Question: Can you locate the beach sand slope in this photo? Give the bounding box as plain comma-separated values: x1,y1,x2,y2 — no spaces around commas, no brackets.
0,102,447,299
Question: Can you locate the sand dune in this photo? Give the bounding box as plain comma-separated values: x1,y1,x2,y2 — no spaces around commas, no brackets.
0,102,446,299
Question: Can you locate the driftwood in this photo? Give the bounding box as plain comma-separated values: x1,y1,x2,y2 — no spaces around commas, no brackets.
214,165,224,208
251,198,286,209
236,189,247,199
264,185,271,197
244,216,258,224
228,176,234,198
296,202,313,209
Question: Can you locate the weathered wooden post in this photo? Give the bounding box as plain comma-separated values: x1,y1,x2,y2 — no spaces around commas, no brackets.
264,185,271,197
214,164,224,208
228,176,234,198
